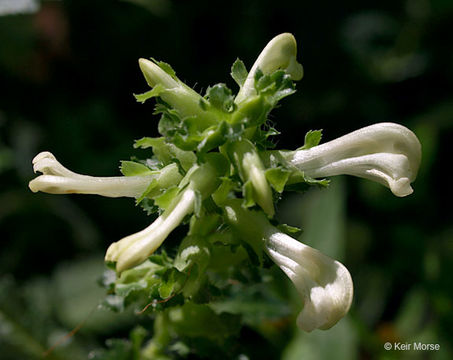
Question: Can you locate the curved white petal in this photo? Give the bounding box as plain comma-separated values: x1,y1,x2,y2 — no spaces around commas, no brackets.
265,230,353,332
29,151,155,198
287,123,421,197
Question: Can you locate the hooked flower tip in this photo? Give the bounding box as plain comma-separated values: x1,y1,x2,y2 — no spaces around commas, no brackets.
265,230,353,332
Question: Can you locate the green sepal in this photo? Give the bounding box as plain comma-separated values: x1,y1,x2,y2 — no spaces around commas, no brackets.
254,68,296,105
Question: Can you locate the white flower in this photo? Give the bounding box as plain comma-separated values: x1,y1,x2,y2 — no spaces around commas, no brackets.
28,151,164,198
105,188,196,272
283,122,422,197
264,229,353,332
224,200,353,332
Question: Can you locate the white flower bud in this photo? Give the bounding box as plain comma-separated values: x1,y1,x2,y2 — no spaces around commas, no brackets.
235,33,303,103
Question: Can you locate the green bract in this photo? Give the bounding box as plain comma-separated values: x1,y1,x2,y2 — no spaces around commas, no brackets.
29,33,421,341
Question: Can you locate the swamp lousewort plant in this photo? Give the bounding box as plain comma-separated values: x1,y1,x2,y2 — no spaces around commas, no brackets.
29,33,421,354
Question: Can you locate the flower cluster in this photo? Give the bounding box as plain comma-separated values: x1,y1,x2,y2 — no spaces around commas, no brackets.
29,33,421,332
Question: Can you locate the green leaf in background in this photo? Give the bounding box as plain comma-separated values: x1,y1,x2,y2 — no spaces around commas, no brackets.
168,302,241,341
282,318,357,360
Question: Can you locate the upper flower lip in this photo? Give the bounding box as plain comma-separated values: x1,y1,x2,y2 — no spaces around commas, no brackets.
282,122,422,197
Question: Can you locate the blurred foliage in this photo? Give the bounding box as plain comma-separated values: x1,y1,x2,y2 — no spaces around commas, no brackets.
0,0,452,359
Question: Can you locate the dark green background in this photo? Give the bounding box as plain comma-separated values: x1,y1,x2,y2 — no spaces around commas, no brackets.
1,0,452,359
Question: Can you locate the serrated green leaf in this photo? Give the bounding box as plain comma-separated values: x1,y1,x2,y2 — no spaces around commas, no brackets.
135,179,158,204
139,198,159,215
254,68,296,106
212,177,239,205
158,270,185,299
300,129,323,150
134,136,196,172
285,170,330,192
153,186,179,211
231,58,248,87
151,58,177,78
276,223,302,237
134,83,165,103
120,160,154,176
265,167,291,193
174,236,211,273
205,84,235,113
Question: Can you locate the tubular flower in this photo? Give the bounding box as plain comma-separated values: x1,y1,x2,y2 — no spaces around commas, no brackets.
28,151,167,198
281,122,422,197
265,230,353,332
224,200,353,331
105,187,197,272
